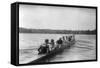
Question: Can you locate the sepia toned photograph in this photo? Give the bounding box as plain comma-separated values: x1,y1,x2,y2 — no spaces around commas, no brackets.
18,3,97,64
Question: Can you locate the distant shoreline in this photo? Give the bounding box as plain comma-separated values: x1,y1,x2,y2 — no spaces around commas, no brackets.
19,28,96,35
19,33,96,35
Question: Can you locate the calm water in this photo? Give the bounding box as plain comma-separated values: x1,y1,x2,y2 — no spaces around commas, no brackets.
19,33,96,64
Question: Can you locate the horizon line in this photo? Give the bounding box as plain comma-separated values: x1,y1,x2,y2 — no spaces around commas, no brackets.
19,27,96,31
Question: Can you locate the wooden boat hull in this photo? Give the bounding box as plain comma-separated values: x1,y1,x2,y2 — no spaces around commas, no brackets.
28,40,75,64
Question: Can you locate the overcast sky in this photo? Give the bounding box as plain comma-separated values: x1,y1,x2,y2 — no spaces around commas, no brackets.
19,4,96,30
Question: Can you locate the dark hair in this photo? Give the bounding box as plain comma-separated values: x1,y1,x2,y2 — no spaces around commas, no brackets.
62,36,65,40
45,39,49,43
59,38,62,40
51,39,54,42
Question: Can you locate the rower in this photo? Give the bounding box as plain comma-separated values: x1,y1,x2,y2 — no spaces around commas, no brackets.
38,39,50,54
62,36,65,41
68,36,72,42
50,39,55,50
56,38,63,48
62,36,66,45
45,39,50,53
68,35,74,42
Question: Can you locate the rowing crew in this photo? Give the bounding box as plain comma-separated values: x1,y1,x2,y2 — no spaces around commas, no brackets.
38,35,75,54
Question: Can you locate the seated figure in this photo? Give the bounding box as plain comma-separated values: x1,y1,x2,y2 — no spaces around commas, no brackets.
38,39,50,54
56,38,63,48
50,39,55,50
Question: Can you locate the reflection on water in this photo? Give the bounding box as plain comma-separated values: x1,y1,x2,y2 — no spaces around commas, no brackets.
19,34,96,64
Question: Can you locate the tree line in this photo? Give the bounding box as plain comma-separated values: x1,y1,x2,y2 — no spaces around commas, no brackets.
19,28,96,34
